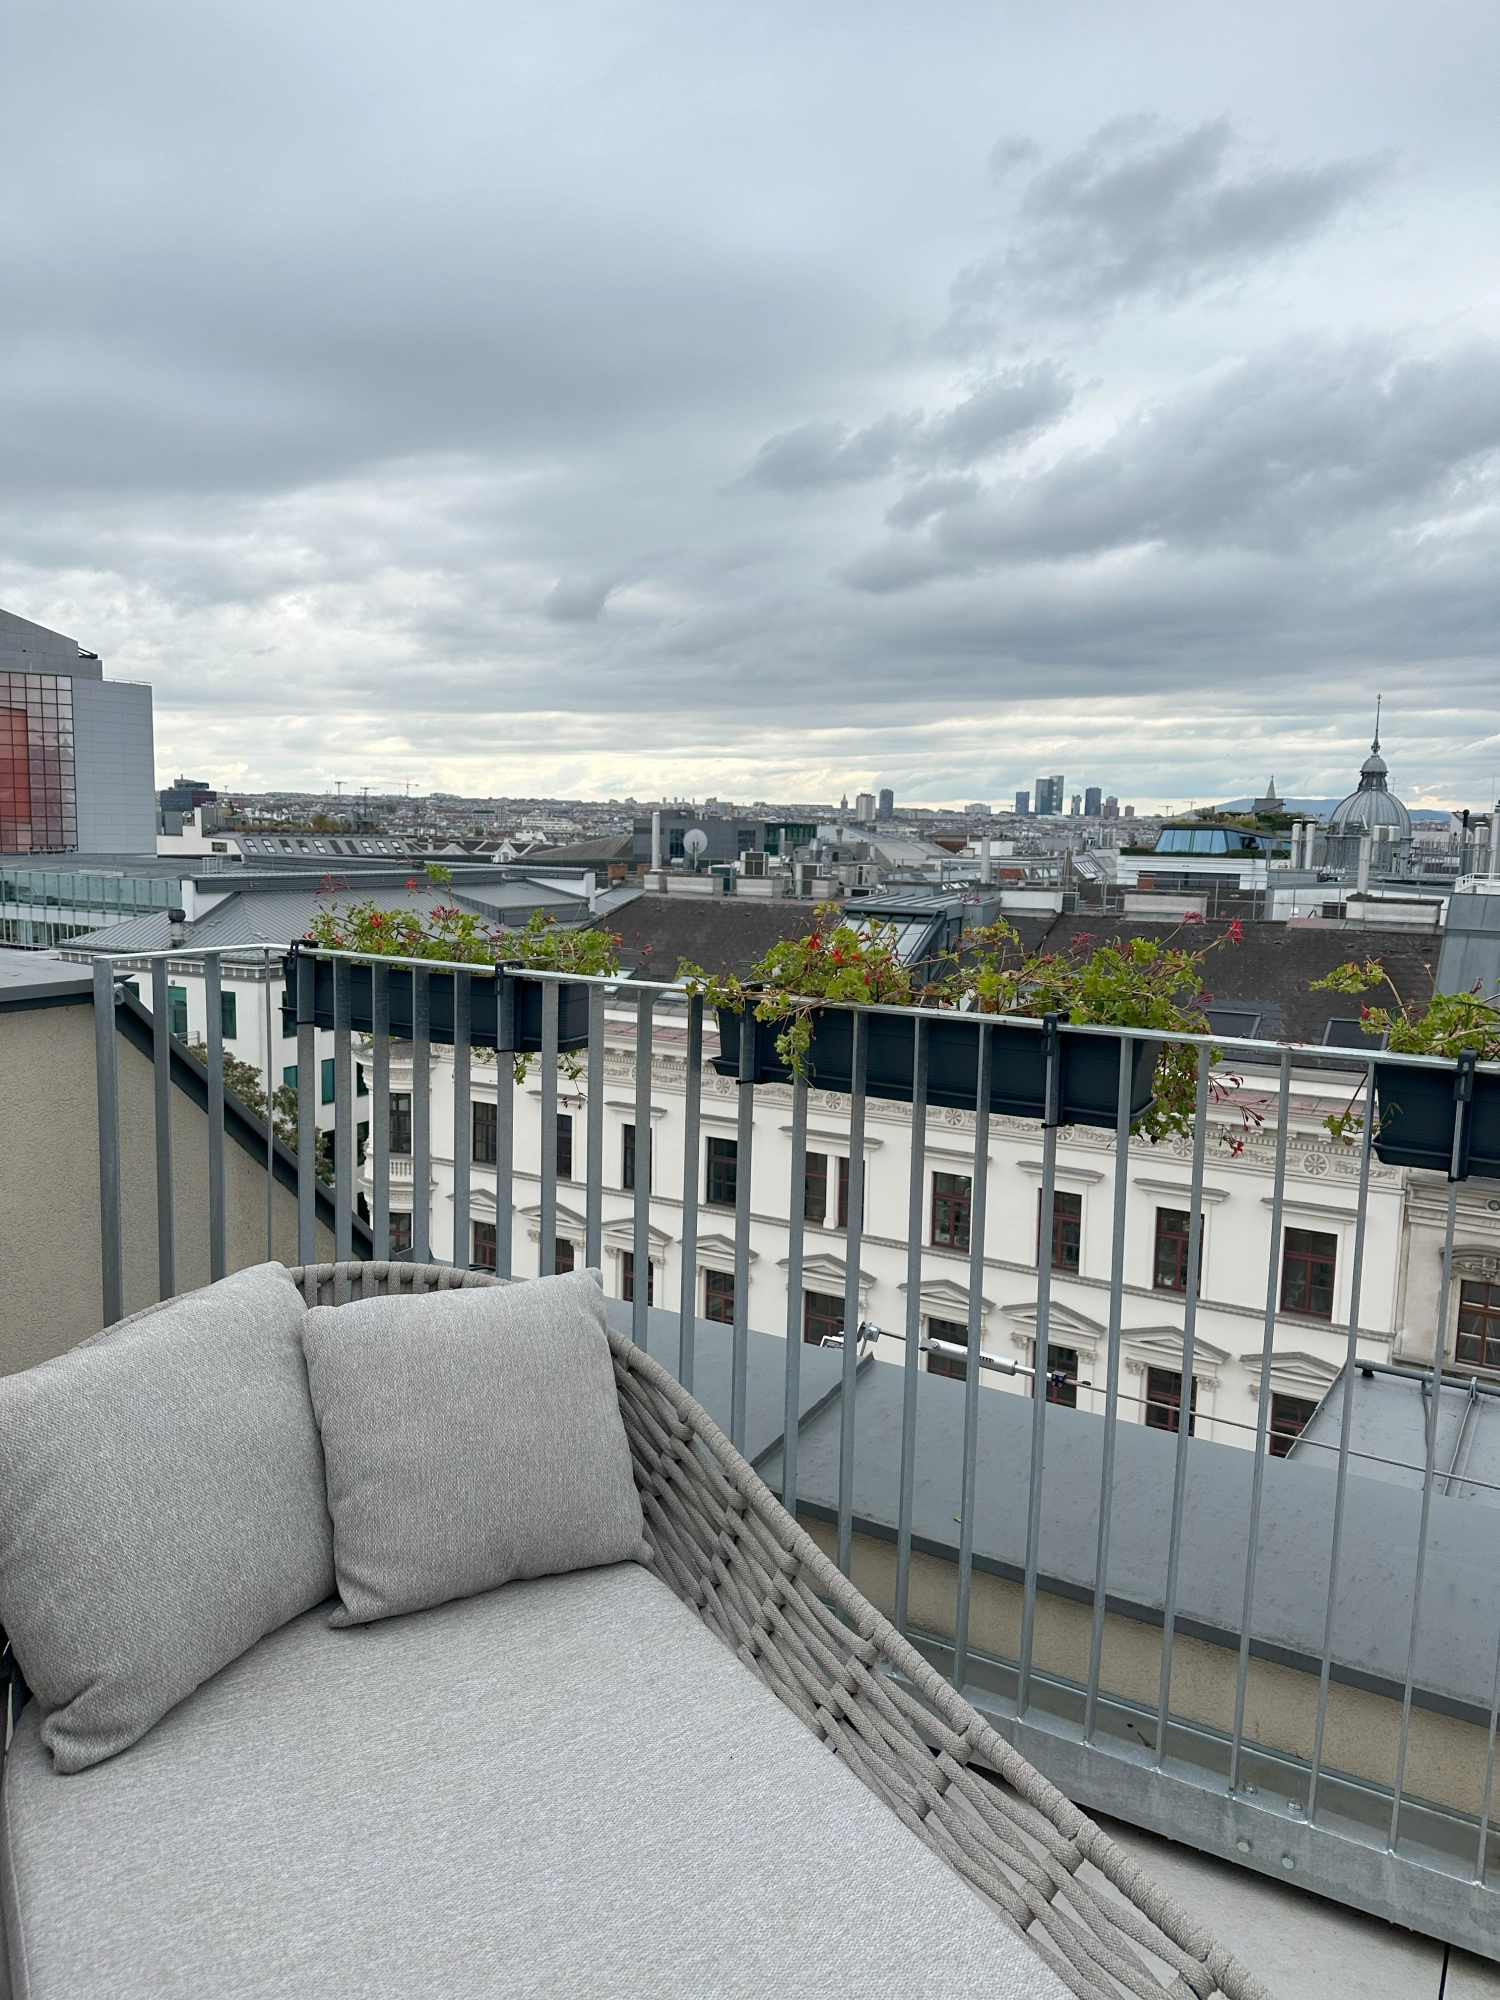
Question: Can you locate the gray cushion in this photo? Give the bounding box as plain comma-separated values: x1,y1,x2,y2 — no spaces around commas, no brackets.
301,1269,644,1626
0,1562,1068,1999
0,1263,333,1774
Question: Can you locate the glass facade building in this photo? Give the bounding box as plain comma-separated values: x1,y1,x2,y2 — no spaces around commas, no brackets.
0,673,77,853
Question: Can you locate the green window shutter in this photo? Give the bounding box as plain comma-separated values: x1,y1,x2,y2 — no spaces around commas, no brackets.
167,985,188,1038
220,991,237,1039
321,1057,335,1105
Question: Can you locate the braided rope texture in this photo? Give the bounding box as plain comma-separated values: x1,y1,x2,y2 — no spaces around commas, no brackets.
293,1263,1275,2000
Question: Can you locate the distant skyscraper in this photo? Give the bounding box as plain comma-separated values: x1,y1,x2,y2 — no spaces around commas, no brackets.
1103,796,1119,818
855,791,876,823
1033,775,1064,815
1084,786,1102,817
1015,789,1030,816
1070,794,1082,816
876,787,894,821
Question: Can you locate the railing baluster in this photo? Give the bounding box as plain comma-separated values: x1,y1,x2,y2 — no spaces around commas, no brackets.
263,949,276,1261
296,952,316,1263
1229,1050,1293,1789
1016,1015,1057,1714
1308,1055,1378,1821
93,957,124,1327
372,965,391,1259
1389,1175,1462,1849
411,969,431,1264
494,996,514,1280
205,951,227,1280
678,994,702,1391
151,955,175,1299
1477,1617,1500,1884
836,1011,868,1574
332,959,353,1264
895,1015,928,1635
540,980,559,1279
782,1070,808,1515
633,985,653,1342
1085,1034,1135,1740
585,985,605,1271
954,1020,992,1687
731,1007,756,1451
1154,1043,1211,1768
452,970,471,1268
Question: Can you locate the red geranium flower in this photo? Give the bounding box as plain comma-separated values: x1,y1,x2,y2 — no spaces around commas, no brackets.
1226,918,1244,943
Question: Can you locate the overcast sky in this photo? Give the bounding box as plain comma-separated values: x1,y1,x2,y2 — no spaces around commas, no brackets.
5,1,1500,810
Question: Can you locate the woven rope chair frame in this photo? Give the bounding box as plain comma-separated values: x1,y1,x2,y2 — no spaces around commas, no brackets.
294,1263,1273,2000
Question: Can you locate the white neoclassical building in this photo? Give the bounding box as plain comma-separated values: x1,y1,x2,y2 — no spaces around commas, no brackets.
347,1005,1500,1456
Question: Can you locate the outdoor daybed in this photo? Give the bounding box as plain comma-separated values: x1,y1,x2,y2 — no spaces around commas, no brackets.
0,1260,1269,2000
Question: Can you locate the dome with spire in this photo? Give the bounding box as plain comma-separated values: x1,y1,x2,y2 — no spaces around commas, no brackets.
1327,700,1411,841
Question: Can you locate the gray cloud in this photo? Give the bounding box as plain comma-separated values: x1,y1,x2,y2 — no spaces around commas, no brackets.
2,0,1498,807
845,340,1500,590
745,363,1071,490
948,116,1385,338
543,574,618,622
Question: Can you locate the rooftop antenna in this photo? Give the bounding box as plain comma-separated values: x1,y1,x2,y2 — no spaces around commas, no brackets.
1372,693,1382,752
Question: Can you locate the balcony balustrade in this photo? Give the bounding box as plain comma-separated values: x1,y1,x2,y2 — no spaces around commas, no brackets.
69,939,1500,1964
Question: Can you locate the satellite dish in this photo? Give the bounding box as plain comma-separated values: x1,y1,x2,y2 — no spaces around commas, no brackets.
683,828,709,869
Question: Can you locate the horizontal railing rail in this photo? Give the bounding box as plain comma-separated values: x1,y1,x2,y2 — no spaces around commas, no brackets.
74,937,1500,1957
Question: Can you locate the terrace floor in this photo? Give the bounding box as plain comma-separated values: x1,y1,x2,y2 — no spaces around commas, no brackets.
1093,1814,1500,1999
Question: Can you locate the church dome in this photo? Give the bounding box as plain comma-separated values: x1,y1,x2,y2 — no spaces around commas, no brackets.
1327,711,1410,840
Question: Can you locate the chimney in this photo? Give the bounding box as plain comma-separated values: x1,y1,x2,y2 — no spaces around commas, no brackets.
168,906,187,949
1356,833,1372,896
650,809,662,872
979,836,993,886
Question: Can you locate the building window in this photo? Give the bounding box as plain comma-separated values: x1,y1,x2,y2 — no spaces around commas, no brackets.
472,1100,497,1165
282,1065,298,1090
321,1056,336,1105
804,1151,828,1224
623,1123,652,1192
1036,1343,1079,1406
1457,1280,1500,1372
931,1172,971,1250
555,1238,576,1275
668,827,686,859
1280,1228,1337,1320
1038,1191,1082,1273
556,1112,573,1182
835,1155,864,1229
1153,1208,1203,1292
705,1135,737,1207
621,1250,652,1302
803,1290,844,1345
389,1212,413,1254
356,1119,369,1166
472,1219,497,1270
704,1269,734,1322
1144,1367,1197,1435
389,1091,412,1156
220,991,237,1040
167,984,188,1038
925,1316,969,1379
1269,1392,1318,1456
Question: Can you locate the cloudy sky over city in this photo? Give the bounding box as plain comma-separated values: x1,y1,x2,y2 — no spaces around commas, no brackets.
5,0,1500,808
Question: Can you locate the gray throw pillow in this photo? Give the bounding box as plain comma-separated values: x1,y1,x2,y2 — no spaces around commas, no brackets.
301,1269,644,1627
0,1262,333,1773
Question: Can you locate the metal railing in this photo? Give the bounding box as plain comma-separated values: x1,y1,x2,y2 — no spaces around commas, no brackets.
79,940,1500,1958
